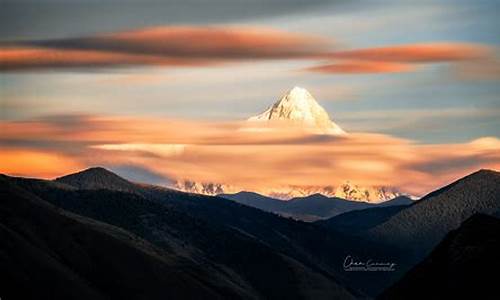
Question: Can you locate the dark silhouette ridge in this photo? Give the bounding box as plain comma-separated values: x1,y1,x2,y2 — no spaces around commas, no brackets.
0,175,248,300
379,214,500,300
315,205,408,234
55,167,138,192
221,191,411,221
3,171,360,299
359,169,500,294
2,167,498,299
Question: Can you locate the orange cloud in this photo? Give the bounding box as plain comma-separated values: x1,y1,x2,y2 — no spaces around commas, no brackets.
92,26,328,59
0,47,213,71
328,43,490,63
306,60,415,74
0,149,83,178
0,26,327,71
308,42,496,75
1,116,499,198
2,27,496,78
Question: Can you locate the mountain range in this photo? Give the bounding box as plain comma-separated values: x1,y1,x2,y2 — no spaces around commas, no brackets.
3,168,376,299
220,191,412,221
176,180,405,203
174,87,406,203
1,167,499,299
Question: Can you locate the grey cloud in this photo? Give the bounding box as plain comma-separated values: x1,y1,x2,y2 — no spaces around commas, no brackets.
0,0,354,41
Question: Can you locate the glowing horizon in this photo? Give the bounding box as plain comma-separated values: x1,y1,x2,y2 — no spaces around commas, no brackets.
1,111,498,200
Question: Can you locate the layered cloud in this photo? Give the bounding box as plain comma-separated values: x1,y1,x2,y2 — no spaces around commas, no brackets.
1,115,498,197
306,60,415,74
1,25,497,78
309,42,497,75
30,26,327,59
0,26,327,71
0,47,214,71
327,43,489,63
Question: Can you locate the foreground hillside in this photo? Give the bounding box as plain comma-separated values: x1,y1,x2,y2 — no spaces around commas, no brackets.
379,214,500,300
3,169,362,299
0,176,247,300
368,170,500,262
2,167,498,299
350,169,500,295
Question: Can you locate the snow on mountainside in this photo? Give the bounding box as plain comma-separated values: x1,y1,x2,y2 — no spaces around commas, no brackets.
267,183,403,202
175,179,406,203
248,86,346,135
175,180,226,195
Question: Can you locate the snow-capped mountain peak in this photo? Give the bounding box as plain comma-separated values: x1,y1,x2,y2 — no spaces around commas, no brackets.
248,86,346,135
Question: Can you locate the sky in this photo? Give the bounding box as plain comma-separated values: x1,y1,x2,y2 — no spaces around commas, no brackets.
1,0,499,198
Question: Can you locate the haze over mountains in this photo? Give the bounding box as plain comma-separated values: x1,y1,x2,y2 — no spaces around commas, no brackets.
175,87,407,203
1,167,499,299
220,192,412,221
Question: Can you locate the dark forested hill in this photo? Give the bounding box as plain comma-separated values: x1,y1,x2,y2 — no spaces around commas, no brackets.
354,169,500,296
2,169,363,299
315,205,408,234
4,167,497,299
55,166,140,192
367,170,500,262
220,192,411,221
378,214,500,300
0,175,249,300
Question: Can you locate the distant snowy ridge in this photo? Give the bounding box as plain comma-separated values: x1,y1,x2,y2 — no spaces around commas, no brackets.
174,179,407,203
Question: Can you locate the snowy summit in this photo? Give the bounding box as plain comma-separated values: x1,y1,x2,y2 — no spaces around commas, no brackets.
248,87,346,135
